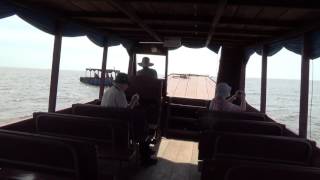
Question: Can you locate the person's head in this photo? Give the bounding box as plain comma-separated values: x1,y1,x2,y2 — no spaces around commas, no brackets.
114,73,129,91
215,82,231,99
138,57,154,68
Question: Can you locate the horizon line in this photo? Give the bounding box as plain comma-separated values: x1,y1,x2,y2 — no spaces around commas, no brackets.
1,66,319,81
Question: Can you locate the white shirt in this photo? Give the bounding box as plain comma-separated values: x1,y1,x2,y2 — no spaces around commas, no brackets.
209,97,241,112
101,85,128,108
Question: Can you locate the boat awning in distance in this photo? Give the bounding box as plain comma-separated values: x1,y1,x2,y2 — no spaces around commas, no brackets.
2,0,320,58
85,68,120,73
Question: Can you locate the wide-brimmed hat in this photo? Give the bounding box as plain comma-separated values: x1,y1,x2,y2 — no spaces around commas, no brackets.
114,73,129,84
138,57,154,67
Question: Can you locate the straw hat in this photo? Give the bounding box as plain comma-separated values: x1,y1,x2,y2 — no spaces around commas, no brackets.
138,57,154,67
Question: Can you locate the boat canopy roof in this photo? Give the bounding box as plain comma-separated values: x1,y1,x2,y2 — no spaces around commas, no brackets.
2,0,320,59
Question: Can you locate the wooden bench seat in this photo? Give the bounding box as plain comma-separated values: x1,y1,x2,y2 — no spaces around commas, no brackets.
166,103,207,132
214,133,315,166
33,112,137,177
34,112,135,159
0,129,98,180
199,120,285,160
71,104,150,143
199,110,267,128
202,158,320,180
226,163,320,180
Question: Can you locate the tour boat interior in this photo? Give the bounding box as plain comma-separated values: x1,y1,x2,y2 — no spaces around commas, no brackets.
2,0,320,179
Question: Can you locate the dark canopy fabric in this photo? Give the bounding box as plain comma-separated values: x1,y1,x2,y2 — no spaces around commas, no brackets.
168,42,220,54
245,31,320,63
4,0,320,58
309,31,320,59
207,43,221,54
1,0,220,53
245,36,302,61
0,0,132,49
0,1,15,19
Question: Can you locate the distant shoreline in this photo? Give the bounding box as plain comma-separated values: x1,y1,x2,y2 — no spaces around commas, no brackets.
1,66,319,82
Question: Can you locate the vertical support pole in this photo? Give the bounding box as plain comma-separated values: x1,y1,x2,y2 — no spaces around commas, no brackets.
133,53,137,76
260,45,268,113
216,46,223,84
239,62,246,91
99,43,109,100
164,49,169,97
238,47,246,92
299,33,310,138
128,49,136,77
128,50,134,76
48,23,62,112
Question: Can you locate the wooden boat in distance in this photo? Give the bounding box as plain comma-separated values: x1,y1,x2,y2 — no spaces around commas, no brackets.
79,68,120,86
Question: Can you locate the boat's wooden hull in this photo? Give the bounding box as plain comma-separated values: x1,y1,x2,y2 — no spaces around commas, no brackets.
80,77,112,86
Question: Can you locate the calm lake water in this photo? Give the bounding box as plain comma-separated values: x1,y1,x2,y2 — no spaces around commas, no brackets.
0,67,319,144
0,67,99,124
246,78,320,144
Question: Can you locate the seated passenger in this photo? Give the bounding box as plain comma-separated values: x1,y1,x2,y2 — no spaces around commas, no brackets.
137,57,158,79
101,72,157,166
209,82,246,112
101,73,139,109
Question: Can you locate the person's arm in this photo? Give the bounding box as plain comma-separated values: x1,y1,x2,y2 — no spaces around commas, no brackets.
238,90,246,111
240,99,246,111
154,70,158,79
208,99,214,110
226,94,237,102
151,69,157,79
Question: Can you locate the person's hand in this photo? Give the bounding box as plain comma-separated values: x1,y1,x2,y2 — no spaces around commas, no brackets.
227,94,237,102
229,95,237,101
132,93,139,101
129,93,139,109
236,90,245,100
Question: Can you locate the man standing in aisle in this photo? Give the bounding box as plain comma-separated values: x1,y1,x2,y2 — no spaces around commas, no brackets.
137,57,158,79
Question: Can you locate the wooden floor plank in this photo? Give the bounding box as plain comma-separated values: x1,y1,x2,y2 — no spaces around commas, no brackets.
167,74,215,100
131,139,200,180
163,139,182,161
167,76,180,97
176,140,194,163
188,142,201,180
191,142,198,164
156,138,169,157
185,76,198,99
205,77,215,99
197,76,209,100
173,78,189,98
170,141,195,180
151,139,182,180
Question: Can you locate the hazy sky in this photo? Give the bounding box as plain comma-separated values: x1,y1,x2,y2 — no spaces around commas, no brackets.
1,15,320,80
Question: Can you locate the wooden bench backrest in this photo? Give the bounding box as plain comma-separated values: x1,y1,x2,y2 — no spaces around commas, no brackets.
0,129,97,180
215,133,314,166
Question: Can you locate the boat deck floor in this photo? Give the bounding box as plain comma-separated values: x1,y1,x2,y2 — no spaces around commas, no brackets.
132,138,200,180
167,74,215,100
